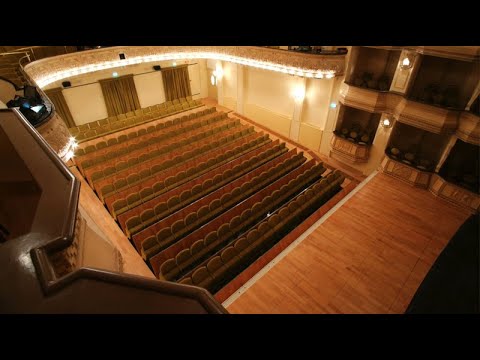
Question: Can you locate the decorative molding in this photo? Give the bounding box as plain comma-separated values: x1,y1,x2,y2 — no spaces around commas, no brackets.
330,134,370,163
396,99,459,134
380,155,432,188
456,111,480,145
340,84,461,134
24,46,346,88
429,174,480,213
36,111,72,155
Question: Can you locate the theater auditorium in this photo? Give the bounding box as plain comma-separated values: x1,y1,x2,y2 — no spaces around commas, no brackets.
0,46,478,314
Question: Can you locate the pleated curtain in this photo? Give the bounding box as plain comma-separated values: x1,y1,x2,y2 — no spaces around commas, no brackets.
44,87,76,128
161,65,192,101
99,74,141,116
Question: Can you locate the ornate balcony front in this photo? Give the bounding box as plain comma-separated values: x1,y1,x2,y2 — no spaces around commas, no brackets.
340,84,461,134
330,134,370,163
24,46,347,88
380,155,432,188
429,174,480,213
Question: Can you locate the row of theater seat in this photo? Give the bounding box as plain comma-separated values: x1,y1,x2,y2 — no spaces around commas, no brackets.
86,119,246,187
80,113,232,178
125,150,307,241
93,126,264,199
128,135,296,253
144,160,325,268
75,108,219,170
102,132,271,208
94,129,271,208
111,141,286,222
106,140,286,217
177,170,345,292
69,97,203,142
75,108,217,159
154,161,328,281
119,132,274,237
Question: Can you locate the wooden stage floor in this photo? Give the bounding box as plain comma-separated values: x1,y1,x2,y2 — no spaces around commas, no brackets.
226,172,471,314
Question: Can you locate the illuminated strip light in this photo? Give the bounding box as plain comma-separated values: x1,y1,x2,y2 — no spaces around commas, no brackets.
58,136,78,162
35,52,339,88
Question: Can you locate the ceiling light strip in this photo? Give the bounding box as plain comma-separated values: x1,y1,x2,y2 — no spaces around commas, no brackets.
35,51,338,88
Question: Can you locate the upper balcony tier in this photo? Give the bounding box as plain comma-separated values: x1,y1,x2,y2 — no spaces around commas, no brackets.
339,83,480,144
24,46,347,89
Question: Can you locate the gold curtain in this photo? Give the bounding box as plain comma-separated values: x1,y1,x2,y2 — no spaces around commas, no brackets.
99,74,141,116
44,87,76,128
161,65,192,101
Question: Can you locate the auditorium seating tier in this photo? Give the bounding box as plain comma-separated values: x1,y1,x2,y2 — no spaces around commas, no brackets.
69,96,203,143
74,103,347,296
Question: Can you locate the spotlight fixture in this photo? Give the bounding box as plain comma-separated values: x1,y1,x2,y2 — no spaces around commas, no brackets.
292,86,305,102
380,118,393,128
399,50,416,70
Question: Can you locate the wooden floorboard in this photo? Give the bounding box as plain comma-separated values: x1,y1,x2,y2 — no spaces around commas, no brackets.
226,172,471,314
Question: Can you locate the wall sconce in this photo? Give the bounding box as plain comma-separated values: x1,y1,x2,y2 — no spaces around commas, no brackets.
211,71,217,86
292,86,305,102
399,51,416,70
215,64,224,80
380,118,393,128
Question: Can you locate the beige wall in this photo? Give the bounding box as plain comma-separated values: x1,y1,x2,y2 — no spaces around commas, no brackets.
188,63,201,97
302,78,334,129
220,63,336,148
64,83,108,125
222,62,238,111
298,123,323,151
133,71,166,108
223,62,237,99
53,60,204,126
197,59,208,99
245,67,296,117
243,67,296,137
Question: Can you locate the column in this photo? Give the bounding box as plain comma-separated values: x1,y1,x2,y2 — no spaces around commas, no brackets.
289,76,306,142
236,64,245,115
319,77,342,155
435,135,457,173
389,49,422,95
216,61,224,106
